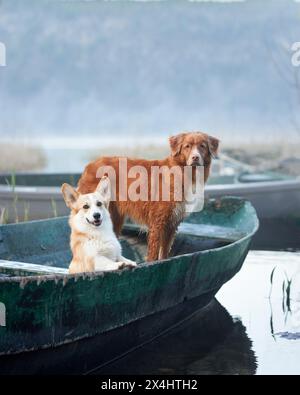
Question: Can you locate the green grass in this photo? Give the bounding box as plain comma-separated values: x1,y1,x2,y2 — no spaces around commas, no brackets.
0,208,8,225
269,266,276,298
4,170,20,223
269,266,294,338
51,199,58,218
23,203,30,222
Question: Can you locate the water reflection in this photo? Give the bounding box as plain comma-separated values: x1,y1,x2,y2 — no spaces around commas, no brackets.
96,251,300,375
95,300,257,375
218,251,300,375
270,265,300,340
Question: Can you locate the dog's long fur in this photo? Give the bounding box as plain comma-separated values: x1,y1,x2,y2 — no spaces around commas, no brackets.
78,132,219,262
62,177,136,274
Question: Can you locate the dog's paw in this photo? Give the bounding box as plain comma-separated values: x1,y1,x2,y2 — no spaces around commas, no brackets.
118,260,137,269
126,259,137,267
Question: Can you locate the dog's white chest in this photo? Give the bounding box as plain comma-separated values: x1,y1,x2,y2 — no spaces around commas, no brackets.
183,182,204,216
84,237,121,261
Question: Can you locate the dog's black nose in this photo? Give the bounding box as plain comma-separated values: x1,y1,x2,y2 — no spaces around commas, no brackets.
93,213,101,220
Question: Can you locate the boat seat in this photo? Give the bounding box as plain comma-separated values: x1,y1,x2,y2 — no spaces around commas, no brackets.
0,259,68,276
178,223,245,242
125,222,245,243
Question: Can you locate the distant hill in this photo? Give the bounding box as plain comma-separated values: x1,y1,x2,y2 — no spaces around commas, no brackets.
0,0,300,143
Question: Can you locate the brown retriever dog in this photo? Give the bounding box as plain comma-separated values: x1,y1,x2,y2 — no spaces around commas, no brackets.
77,132,219,261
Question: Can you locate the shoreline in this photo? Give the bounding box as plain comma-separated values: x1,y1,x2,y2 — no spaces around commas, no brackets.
1,139,300,174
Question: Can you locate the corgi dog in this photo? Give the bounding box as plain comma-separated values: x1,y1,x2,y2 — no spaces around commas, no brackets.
62,176,137,274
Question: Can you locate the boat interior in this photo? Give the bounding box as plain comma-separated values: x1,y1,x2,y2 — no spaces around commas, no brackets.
0,197,256,278
0,224,238,278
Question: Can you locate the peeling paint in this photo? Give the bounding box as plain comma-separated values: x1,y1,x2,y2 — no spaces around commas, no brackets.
0,302,5,326
62,276,68,286
36,276,42,286
19,277,30,289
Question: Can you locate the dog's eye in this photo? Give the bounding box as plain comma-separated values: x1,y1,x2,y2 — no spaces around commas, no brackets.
83,204,90,210
96,201,102,207
201,143,206,149
185,144,190,149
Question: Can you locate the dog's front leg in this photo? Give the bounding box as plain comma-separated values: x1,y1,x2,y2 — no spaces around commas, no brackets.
158,227,177,260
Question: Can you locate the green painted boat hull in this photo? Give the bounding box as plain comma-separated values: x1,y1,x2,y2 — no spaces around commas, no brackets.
0,297,256,375
0,197,258,357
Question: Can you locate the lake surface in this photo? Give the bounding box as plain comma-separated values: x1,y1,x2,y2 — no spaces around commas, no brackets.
37,138,168,173
94,251,300,375
38,146,234,176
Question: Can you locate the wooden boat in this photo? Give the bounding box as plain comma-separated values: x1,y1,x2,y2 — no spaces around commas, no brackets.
0,173,80,223
0,197,258,373
0,171,298,249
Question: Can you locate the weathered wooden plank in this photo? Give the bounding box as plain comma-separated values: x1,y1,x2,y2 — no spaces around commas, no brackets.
178,223,244,242
0,259,68,275
125,222,243,242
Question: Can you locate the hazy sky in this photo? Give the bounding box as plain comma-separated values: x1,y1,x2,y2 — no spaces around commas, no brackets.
0,0,300,145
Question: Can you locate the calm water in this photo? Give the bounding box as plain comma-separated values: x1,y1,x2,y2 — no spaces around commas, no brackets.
94,251,300,375
40,145,230,175
39,137,167,173
43,148,93,173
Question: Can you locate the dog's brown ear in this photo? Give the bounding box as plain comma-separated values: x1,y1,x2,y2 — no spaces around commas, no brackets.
61,183,79,209
169,133,185,157
207,135,220,159
96,176,111,207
